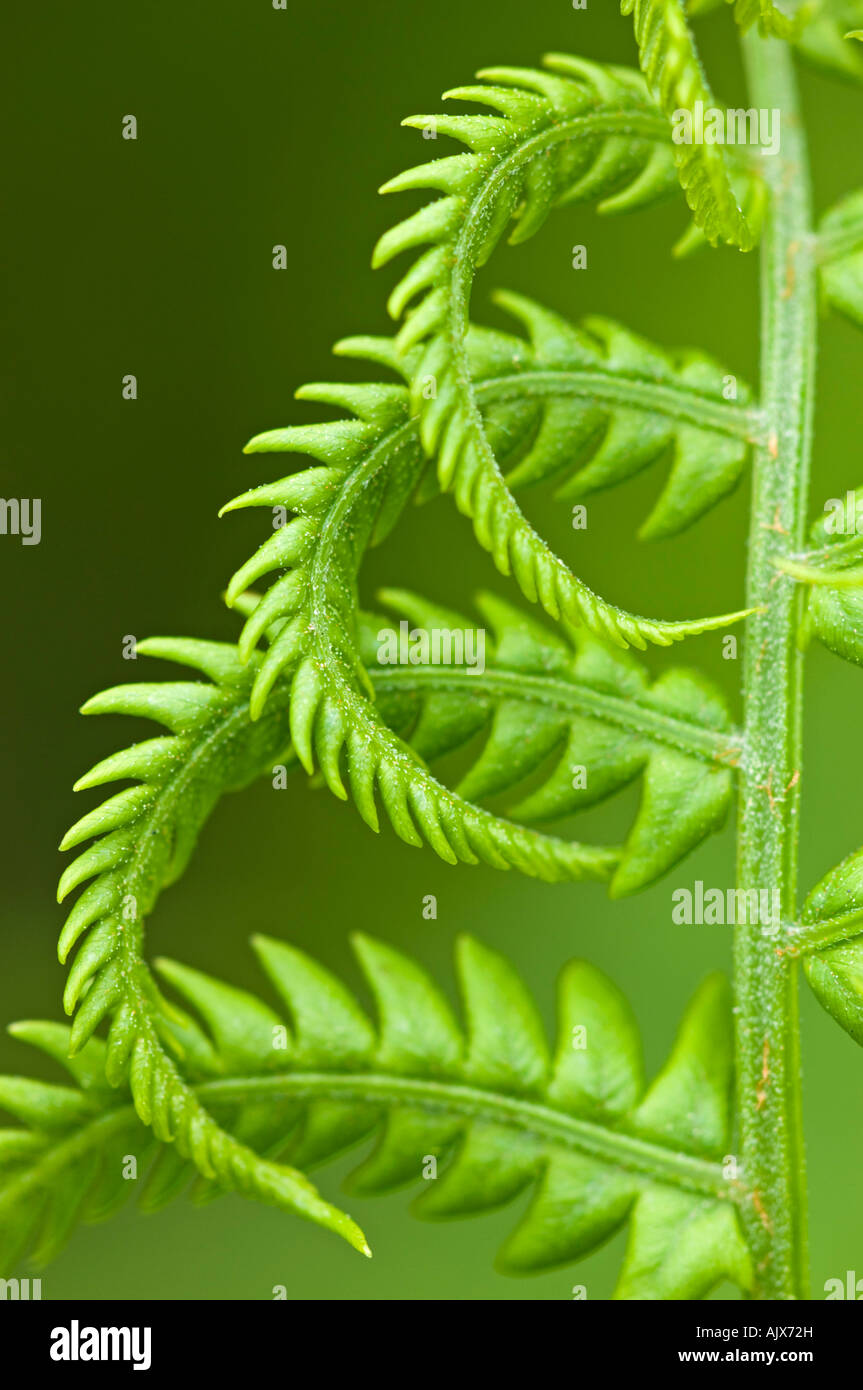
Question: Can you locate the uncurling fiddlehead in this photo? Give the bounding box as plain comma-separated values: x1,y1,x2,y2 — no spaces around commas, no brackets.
372,56,758,646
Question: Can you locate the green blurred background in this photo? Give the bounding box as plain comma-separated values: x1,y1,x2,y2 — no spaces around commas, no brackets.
2,0,863,1300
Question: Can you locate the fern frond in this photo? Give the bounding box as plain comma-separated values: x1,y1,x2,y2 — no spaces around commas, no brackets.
373,61,755,644
225,362,619,884
620,2,756,250
367,590,740,896
57,639,288,1059
688,0,802,32
0,935,752,1297
778,484,863,667
723,0,800,36
818,189,863,328
465,290,758,540
58,581,663,1256
54,640,372,1255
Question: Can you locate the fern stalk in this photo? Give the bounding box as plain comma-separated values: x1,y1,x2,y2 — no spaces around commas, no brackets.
734,31,816,1300
199,1073,730,1197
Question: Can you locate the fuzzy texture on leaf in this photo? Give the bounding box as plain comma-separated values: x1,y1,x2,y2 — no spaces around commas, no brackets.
0,936,751,1298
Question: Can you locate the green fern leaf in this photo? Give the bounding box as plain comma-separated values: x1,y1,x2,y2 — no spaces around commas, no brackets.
818,189,863,327
0,936,751,1297
53,641,374,1256
803,569,863,669
345,297,759,537
368,589,740,896
794,1,863,80
464,290,757,539
807,939,863,1044
225,362,620,883
799,849,863,1043
620,1,756,250
780,485,863,667
56,586,660,1255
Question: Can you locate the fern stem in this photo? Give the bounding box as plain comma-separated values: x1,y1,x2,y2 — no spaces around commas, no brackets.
735,32,815,1300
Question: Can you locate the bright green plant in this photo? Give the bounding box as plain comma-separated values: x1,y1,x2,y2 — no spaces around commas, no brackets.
3,4,863,1300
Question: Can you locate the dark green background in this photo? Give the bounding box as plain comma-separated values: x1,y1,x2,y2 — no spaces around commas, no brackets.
3,1,863,1300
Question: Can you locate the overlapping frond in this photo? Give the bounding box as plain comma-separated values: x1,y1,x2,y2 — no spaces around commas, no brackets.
0,935,751,1297
58,309,754,1255
225,361,621,884
375,55,680,279
53,640,372,1254
787,483,863,1042
690,0,855,63
366,590,740,896
373,59,754,645
794,0,863,81
620,1,756,250
345,296,758,537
